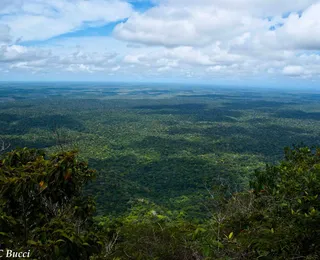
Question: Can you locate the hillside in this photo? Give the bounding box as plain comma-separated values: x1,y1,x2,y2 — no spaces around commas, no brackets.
1,145,319,259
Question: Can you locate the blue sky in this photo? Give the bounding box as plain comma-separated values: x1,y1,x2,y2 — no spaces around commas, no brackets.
0,0,320,86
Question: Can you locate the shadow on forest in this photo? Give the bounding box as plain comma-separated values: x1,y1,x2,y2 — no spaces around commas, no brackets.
129,136,216,155
133,103,243,122
0,114,21,122
0,88,37,96
195,109,242,122
176,93,262,99
87,154,234,215
221,100,296,110
168,125,250,137
133,103,207,110
126,90,173,96
167,123,319,159
289,94,320,102
86,119,320,215
176,94,233,99
0,103,34,110
274,110,320,121
0,114,85,135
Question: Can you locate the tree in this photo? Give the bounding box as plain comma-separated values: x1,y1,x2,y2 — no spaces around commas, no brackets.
0,148,105,259
0,138,10,155
220,146,320,259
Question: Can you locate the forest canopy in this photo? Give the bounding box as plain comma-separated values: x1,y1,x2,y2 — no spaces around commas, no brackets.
0,145,319,259
1,85,320,259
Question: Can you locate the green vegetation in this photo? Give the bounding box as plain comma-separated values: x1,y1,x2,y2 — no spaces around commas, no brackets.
1,84,320,216
1,146,319,259
98,146,320,259
0,83,320,258
0,148,105,259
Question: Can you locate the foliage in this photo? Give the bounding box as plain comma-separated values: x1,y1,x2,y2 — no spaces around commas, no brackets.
1,146,320,259
2,84,320,216
217,146,320,259
97,200,201,260
1,84,320,259
97,146,320,260
0,148,105,259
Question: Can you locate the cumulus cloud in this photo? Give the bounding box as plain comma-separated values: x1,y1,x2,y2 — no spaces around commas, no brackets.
0,40,124,75
282,65,306,77
114,0,320,48
1,0,320,82
114,6,269,47
0,44,50,62
111,0,320,81
274,3,320,50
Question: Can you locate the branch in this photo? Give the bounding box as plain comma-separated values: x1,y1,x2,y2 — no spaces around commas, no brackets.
0,139,11,154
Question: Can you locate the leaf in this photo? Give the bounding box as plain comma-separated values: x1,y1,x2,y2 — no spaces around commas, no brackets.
157,214,166,220
228,232,234,239
27,240,38,245
202,246,211,257
54,245,60,256
194,227,206,235
310,208,316,216
55,239,66,244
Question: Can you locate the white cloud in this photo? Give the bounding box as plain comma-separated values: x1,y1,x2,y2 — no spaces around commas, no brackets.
161,0,317,16
206,65,226,72
114,1,320,48
111,65,121,71
282,65,306,76
0,0,133,41
114,5,269,47
2,37,320,81
0,44,50,62
1,0,320,83
274,3,320,50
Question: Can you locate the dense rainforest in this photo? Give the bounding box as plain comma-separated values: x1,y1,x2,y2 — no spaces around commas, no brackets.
1,146,319,259
0,83,320,259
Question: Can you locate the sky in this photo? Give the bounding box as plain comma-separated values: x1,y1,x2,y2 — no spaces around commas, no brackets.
0,0,320,86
